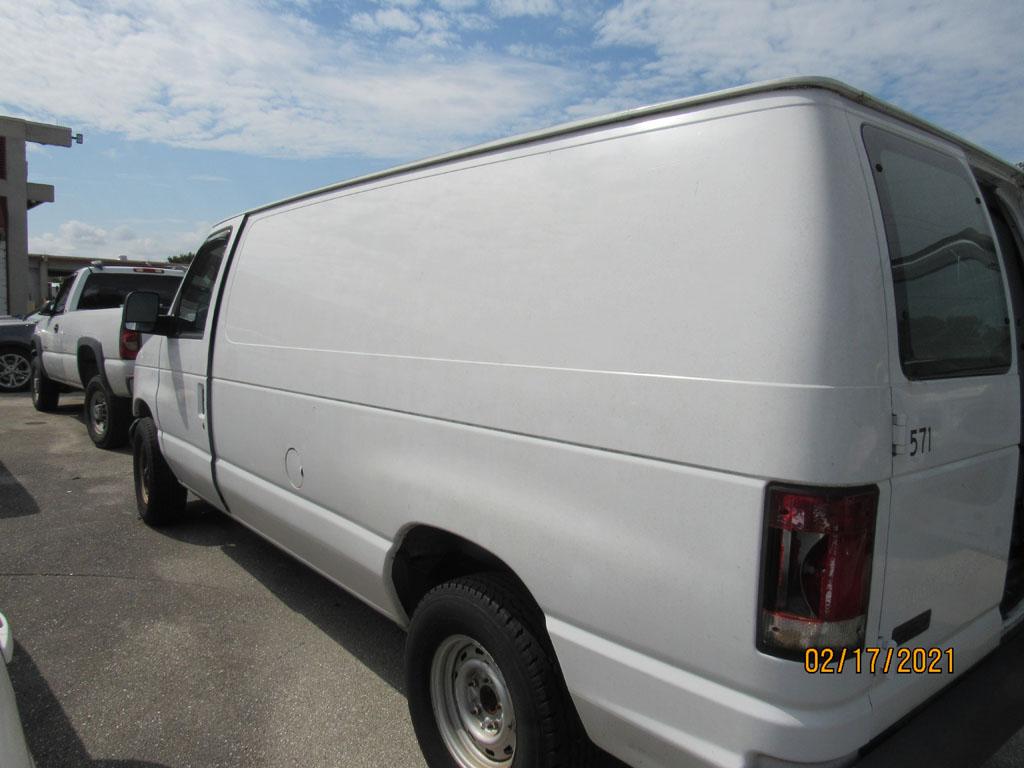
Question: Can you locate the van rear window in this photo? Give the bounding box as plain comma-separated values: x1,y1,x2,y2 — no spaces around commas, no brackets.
863,126,1011,379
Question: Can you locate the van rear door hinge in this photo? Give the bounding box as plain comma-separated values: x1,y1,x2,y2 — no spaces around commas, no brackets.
892,413,909,456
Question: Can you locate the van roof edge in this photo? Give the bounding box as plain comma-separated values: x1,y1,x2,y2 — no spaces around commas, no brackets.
217,76,1022,227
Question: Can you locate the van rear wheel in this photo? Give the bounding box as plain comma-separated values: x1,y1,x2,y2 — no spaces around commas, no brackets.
133,416,187,526
406,573,591,768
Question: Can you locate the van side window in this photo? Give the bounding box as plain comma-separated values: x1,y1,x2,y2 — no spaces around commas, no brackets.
863,125,1011,380
175,230,230,336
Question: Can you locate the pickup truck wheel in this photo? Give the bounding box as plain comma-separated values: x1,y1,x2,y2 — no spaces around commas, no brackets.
30,357,60,411
0,347,32,392
133,416,187,526
85,375,130,448
406,574,591,768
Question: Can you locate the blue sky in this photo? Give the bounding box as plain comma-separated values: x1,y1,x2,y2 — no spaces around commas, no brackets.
3,0,1022,260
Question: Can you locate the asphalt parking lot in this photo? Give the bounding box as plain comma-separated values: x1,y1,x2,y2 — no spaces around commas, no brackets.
2,390,1024,768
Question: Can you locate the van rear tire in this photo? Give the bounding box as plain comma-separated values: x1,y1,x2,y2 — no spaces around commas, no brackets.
406,573,592,768
31,357,60,411
133,416,187,526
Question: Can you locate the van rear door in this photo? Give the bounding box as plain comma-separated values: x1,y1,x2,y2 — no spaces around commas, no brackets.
984,187,1024,620
863,125,1019,663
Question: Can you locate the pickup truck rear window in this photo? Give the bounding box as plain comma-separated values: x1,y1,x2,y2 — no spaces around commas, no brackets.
863,125,1011,380
77,273,182,312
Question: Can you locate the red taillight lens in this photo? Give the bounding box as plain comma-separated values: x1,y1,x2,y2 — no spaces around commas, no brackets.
759,485,878,657
119,328,140,360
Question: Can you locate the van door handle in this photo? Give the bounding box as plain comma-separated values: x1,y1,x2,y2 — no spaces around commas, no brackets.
197,382,206,428
53,324,60,333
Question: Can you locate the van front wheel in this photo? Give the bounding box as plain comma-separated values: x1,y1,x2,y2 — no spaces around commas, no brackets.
133,416,186,526
406,574,591,768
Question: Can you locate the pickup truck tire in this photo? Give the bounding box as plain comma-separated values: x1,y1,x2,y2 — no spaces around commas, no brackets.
85,375,131,449
30,357,60,411
0,347,32,392
133,416,187,526
406,573,592,768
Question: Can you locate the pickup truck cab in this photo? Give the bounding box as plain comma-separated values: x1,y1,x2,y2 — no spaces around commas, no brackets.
122,78,1024,768
32,263,182,447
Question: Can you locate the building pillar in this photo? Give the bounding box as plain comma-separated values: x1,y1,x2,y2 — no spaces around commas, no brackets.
4,136,29,315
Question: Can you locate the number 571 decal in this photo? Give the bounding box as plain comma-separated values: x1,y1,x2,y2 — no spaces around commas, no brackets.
910,426,933,456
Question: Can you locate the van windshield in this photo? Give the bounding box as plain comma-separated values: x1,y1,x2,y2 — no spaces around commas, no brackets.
78,272,182,312
863,125,1011,380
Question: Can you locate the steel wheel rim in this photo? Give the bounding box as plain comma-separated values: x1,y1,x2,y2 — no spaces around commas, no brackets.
0,353,30,389
138,447,151,506
429,634,516,768
90,390,108,437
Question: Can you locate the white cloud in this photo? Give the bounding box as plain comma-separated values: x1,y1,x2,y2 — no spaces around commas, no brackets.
2,0,1020,169
593,0,1024,161
31,219,211,260
488,0,557,17
352,7,420,34
0,0,578,160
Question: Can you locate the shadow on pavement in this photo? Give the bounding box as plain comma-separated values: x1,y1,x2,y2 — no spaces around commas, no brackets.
156,500,630,767
10,643,172,768
857,627,1024,767
57,398,132,455
156,499,408,693
0,460,40,518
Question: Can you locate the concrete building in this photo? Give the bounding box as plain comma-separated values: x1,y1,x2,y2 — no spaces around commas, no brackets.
0,116,78,316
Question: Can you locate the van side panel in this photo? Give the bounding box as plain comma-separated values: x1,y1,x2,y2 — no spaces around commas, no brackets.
217,94,890,482
210,379,884,767
210,94,890,767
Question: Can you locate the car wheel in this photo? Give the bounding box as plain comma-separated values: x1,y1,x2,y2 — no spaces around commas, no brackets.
406,573,592,768
84,375,130,448
133,416,187,525
0,347,33,392
30,356,60,411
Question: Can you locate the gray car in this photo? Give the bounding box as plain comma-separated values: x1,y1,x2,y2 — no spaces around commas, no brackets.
0,313,41,393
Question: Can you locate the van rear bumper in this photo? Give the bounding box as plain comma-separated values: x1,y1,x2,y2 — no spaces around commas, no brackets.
547,617,871,768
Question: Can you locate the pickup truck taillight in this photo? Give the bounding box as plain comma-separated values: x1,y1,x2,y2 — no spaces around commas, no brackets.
119,328,140,360
759,484,878,658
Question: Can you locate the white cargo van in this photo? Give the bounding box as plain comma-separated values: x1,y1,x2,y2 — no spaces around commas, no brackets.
123,77,1024,768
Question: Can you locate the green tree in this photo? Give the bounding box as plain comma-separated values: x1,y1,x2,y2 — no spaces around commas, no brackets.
168,251,195,265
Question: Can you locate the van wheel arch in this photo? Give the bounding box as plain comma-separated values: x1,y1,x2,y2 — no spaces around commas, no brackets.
392,525,541,625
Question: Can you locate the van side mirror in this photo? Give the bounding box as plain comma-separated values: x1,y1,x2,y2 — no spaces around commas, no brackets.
122,291,160,333
37,301,55,317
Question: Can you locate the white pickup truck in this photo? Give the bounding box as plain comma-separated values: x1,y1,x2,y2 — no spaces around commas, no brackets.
31,263,183,448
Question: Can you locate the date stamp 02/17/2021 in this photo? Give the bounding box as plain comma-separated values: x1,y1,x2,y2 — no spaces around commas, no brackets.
804,647,954,675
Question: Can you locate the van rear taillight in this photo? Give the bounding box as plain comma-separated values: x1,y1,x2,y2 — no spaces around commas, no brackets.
759,484,878,658
120,328,140,360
